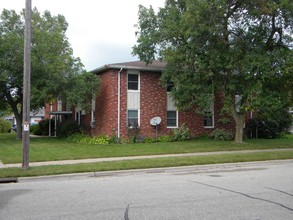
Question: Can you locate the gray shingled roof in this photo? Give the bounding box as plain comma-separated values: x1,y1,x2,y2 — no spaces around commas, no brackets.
91,60,166,74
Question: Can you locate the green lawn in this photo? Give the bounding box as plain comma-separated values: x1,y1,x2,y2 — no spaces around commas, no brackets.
1,133,293,178
1,133,293,164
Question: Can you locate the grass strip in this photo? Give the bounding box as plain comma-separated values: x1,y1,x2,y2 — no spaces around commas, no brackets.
0,151,292,178
1,133,293,164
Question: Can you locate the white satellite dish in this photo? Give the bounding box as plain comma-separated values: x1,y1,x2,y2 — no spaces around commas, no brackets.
150,117,161,126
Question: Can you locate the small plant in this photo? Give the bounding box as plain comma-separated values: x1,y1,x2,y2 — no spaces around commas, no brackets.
109,128,120,144
90,136,110,145
127,125,140,143
209,129,234,141
172,123,191,141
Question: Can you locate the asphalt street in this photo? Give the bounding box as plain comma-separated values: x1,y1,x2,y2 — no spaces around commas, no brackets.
0,160,293,220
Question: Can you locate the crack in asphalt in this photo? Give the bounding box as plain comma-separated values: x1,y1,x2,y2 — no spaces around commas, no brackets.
265,187,293,197
188,180,293,212
124,204,130,220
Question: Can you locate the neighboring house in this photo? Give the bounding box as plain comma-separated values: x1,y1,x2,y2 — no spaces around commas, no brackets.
4,108,45,126
87,60,235,139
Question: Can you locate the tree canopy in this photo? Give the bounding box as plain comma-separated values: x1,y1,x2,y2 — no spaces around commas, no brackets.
133,0,293,142
0,8,99,139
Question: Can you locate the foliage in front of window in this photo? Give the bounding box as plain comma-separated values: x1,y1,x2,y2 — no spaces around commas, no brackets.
0,119,11,133
56,120,81,138
204,112,213,127
209,129,234,141
218,118,232,125
172,123,191,141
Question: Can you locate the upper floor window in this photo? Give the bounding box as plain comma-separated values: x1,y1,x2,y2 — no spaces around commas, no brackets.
167,81,174,92
128,74,139,90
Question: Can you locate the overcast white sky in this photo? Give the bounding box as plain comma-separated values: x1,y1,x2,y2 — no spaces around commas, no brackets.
0,0,165,71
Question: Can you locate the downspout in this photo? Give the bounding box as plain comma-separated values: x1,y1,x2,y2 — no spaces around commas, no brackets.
117,68,123,140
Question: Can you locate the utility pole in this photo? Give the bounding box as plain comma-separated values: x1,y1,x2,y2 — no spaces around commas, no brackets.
22,0,32,169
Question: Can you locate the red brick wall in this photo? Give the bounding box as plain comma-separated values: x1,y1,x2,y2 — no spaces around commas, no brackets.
91,69,235,138
92,70,118,136
44,102,58,119
139,71,168,137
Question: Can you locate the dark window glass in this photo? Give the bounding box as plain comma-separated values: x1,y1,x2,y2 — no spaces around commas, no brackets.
167,81,174,92
128,74,138,90
204,111,214,127
167,111,177,127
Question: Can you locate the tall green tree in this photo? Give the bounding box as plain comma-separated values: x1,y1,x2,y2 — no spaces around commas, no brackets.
0,8,99,139
133,0,293,143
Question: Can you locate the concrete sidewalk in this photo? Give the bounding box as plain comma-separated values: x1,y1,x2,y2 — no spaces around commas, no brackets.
1,148,293,169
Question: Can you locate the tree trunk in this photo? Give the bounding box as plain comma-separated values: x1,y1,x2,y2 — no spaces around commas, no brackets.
230,106,245,143
14,110,23,140
9,100,22,140
14,114,22,140
234,113,245,143
6,93,23,140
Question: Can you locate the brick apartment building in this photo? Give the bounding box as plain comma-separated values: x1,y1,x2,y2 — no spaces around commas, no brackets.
87,60,234,139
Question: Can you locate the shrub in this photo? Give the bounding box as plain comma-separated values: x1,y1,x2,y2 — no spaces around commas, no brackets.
30,124,39,134
143,137,157,143
36,119,55,136
67,134,110,145
0,120,12,133
248,117,291,139
209,129,234,141
172,124,191,141
56,120,81,138
157,135,172,142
